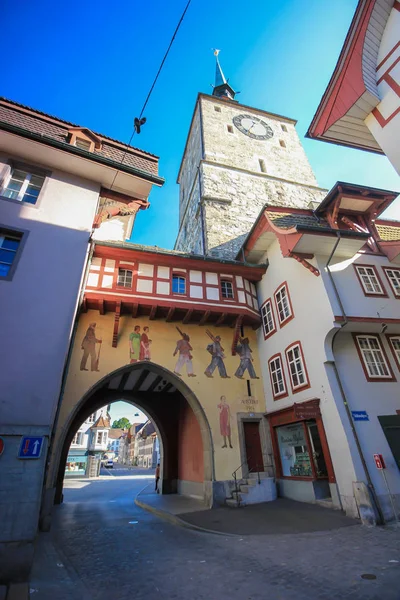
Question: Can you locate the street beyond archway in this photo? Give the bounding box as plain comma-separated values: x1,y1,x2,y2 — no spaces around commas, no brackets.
30,465,400,600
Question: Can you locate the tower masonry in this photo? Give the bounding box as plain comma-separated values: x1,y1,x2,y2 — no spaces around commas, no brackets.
175,56,328,259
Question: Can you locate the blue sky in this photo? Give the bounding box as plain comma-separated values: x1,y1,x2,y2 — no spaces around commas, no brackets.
3,0,399,249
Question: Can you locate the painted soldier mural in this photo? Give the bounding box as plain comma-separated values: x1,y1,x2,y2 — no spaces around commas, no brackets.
217,395,233,448
140,326,152,360
235,337,259,379
129,325,141,363
173,327,196,377
204,330,229,378
80,323,102,371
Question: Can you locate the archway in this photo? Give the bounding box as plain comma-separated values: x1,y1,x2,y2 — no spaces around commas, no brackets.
51,362,215,508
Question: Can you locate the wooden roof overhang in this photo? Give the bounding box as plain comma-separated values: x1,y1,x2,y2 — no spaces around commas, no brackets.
306,0,394,153
241,208,369,265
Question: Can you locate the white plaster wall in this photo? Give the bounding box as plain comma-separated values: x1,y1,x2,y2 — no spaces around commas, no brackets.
256,240,364,515
319,254,400,321
365,7,400,175
0,158,100,427
334,332,400,519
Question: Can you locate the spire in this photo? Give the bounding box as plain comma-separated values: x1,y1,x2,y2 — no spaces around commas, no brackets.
212,50,236,101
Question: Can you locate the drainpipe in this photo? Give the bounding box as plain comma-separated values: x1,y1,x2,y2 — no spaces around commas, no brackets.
325,232,384,524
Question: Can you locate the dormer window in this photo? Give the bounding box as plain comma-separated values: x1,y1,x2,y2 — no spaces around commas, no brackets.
75,137,92,151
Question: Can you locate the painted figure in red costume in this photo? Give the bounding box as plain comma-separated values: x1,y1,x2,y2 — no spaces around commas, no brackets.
217,395,233,448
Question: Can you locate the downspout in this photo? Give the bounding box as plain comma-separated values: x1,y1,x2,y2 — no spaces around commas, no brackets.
325,231,384,524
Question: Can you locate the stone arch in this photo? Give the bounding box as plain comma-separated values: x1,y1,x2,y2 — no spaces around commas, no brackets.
48,361,215,513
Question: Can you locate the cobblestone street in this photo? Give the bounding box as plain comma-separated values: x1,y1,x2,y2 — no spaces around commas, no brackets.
29,468,400,600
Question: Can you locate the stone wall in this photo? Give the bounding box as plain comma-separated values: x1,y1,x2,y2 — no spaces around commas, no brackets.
178,105,202,225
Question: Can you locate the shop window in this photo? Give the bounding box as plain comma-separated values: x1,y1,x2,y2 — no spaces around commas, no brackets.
354,334,395,381
383,267,400,298
354,265,386,296
221,279,234,299
172,274,186,294
276,423,312,477
261,299,276,338
117,268,133,288
285,342,309,392
268,354,287,399
274,283,293,326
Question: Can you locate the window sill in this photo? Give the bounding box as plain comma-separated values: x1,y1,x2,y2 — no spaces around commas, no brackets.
290,382,311,394
278,314,294,329
0,194,38,207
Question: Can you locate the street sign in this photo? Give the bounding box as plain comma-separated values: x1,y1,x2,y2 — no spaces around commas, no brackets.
0,437,4,457
18,436,44,459
373,454,385,470
351,411,369,421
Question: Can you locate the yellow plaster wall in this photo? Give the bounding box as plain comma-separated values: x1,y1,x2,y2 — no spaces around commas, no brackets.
59,310,266,481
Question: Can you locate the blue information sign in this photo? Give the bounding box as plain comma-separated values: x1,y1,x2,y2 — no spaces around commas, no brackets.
18,436,44,459
351,411,369,422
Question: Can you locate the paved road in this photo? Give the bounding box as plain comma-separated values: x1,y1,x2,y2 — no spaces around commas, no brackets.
30,469,400,600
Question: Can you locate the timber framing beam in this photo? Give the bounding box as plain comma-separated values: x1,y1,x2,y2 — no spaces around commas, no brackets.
199,310,210,326
182,309,193,324
166,307,175,322
149,305,157,321
215,312,226,327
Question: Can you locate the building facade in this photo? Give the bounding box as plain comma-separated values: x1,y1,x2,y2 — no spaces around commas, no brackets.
307,0,400,175
0,97,163,587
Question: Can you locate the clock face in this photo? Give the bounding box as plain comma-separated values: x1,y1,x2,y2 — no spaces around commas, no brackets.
232,114,274,140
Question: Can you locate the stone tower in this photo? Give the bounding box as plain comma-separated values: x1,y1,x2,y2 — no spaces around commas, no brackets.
175,52,327,259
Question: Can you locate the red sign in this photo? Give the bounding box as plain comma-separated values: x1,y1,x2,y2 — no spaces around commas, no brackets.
294,400,320,420
0,438,4,457
373,454,385,469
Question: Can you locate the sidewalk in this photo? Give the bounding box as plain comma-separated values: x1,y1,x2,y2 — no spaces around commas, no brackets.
135,485,359,536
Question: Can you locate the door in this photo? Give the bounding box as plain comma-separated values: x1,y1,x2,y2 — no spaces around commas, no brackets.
243,422,264,472
378,416,400,469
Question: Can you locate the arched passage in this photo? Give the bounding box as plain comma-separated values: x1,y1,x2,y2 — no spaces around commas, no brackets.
51,362,214,508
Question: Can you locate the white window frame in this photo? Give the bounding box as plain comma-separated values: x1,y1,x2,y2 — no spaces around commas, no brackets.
355,335,392,379
269,355,286,398
221,279,234,299
261,299,275,338
96,432,103,444
355,265,385,295
388,336,400,370
275,284,292,324
72,432,83,445
172,274,186,295
384,268,400,298
286,343,308,391
117,268,133,288
1,167,45,204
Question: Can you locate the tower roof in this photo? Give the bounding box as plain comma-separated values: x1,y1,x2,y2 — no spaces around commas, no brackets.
212,50,236,101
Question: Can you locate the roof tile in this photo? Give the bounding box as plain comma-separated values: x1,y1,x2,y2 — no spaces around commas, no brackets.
266,211,331,231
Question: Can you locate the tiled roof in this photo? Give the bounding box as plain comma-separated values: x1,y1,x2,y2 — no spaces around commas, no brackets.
92,414,110,428
376,224,400,241
266,211,331,231
0,99,159,176
108,428,124,439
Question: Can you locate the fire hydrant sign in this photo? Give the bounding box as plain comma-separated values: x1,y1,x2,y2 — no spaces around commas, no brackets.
18,436,44,459
373,454,385,470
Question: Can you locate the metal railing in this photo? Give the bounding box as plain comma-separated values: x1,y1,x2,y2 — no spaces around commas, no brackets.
231,453,275,507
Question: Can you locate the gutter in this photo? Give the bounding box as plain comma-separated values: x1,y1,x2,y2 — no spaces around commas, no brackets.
0,121,165,186
325,231,384,524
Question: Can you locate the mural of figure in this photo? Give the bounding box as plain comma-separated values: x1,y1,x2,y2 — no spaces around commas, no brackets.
217,395,233,448
140,326,152,361
129,325,141,363
235,337,259,379
173,327,196,377
80,322,102,371
204,330,230,378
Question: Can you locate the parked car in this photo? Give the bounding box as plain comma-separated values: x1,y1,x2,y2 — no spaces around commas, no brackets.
104,458,114,469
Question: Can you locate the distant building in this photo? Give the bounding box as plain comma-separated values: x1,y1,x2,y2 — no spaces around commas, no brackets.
107,428,124,457
65,411,110,477
135,421,159,469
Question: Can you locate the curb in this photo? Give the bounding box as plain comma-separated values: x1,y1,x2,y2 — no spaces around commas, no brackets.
134,494,238,537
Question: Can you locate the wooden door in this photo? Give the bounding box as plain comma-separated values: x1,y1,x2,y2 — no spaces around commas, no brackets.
243,422,264,472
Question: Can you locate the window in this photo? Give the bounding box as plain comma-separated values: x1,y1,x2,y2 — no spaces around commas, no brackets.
214,106,221,113
72,432,83,445
221,279,234,299
279,140,286,148
2,168,45,204
285,342,309,392
117,268,133,288
268,354,287,398
227,125,234,133
258,159,266,173
96,432,103,444
75,137,91,151
172,274,186,294
354,265,386,296
261,299,276,338
281,124,288,132
274,283,293,326
0,229,23,278
276,423,312,477
87,414,95,423
354,335,394,381
383,268,400,298
387,336,400,370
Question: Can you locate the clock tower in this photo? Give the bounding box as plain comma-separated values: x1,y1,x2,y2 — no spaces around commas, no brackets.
175,53,327,259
